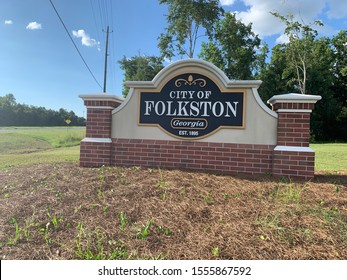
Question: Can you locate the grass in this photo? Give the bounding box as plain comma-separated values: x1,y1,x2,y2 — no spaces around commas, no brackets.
311,143,347,171
0,127,85,170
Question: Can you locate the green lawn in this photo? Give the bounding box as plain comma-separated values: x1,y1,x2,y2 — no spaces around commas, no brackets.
311,143,347,171
0,127,85,170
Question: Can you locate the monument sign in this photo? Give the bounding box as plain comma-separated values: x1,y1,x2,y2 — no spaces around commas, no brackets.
79,59,321,180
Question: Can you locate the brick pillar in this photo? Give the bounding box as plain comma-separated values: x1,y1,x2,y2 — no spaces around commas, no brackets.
79,94,123,167
267,93,321,180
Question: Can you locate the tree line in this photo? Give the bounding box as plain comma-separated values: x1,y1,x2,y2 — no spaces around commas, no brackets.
119,0,347,142
0,93,85,126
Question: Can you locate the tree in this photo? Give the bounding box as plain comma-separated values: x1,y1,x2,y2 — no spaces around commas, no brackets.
199,12,260,80
0,93,16,107
257,44,294,103
158,0,223,59
118,55,164,97
0,93,85,126
271,12,323,94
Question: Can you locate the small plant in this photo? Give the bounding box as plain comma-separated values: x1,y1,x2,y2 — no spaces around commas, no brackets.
74,223,128,260
47,212,63,230
203,192,213,204
40,222,52,245
119,212,128,232
8,217,17,224
119,173,128,185
97,186,104,200
7,223,20,246
156,226,171,236
259,234,267,241
55,190,62,200
272,182,305,205
132,166,141,171
160,189,168,200
136,219,152,239
212,246,220,257
235,192,242,198
223,193,230,199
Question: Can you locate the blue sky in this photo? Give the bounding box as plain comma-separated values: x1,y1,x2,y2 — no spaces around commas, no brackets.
1,0,346,118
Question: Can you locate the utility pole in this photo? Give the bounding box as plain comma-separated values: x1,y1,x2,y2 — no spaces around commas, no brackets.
103,26,110,93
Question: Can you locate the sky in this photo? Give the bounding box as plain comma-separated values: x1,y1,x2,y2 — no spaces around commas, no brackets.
0,0,346,118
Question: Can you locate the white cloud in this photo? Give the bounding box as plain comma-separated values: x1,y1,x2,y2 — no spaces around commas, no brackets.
235,0,341,38
26,21,42,30
219,0,236,6
72,29,100,51
275,33,289,44
4,20,13,25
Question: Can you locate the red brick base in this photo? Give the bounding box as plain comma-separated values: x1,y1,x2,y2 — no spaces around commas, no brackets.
272,146,315,180
80,140,112,167
111,138,274,175
79,138,315,180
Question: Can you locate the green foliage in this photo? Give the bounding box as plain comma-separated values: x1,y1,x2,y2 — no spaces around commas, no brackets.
158,0,223,59
257,17,347,141
74,223,128,260
211,246,220,257
270,12,323,94
199,12,260,79
0,94,85,126
118,55,164,97
136,219,152,239
119,212,128,232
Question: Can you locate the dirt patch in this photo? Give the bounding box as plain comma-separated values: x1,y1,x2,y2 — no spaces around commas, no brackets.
0,163,346,260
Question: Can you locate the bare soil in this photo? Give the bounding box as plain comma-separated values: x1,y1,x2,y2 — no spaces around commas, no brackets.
0,163,346,260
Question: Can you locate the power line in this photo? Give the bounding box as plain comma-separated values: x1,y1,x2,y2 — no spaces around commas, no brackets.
49,0,103,90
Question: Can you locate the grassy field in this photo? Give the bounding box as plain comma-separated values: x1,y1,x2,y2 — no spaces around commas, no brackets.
311,143,347,171
0,127,84,170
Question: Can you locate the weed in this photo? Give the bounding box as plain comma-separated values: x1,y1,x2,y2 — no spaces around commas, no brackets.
8,217,17,224
97,185,104,200
156,169,169,199
47,212,63,230
259,235,267,241
119,212,128,232
211,246,220,257
156,226,171,236
132,166,141,171
118,173,128,185
136,219,152,239
272,182,305,205
6,223,20,246
39,222,52,245
235,193,242,198
335,185,340,193
203,192,213,204
55,191,62,200
160,189,168,200
255,213,283,231
74,223,128,260
223,193,230,199
300,228,312,241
